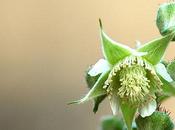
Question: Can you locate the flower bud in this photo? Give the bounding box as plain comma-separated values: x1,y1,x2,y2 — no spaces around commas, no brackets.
136,111,174,130
156,2,175,40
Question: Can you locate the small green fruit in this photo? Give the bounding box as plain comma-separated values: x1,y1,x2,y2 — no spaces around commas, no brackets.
156,2,175,40
136,111,174,130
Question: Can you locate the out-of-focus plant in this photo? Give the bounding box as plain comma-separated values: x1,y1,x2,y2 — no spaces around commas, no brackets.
69,1,175,130
136,110,174,130
157,2,175,40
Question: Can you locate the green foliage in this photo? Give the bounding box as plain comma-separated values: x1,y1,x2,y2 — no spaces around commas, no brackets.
100,116,138,130
100,116,124,130
136,111,174,130
100,111,174,130
156,61,175,103
99,19,132,65
156,2,175,40
85,67,107,113
70,2,175,130
158,76,175,96
167,59,175,80
119,101,137,130
137,33,174,65
69,70,109,104
71,20,175,129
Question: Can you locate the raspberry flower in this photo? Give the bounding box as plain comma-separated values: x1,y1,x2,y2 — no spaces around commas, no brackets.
70,20,175,130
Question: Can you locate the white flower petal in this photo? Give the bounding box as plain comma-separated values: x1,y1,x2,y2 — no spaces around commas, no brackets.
88,59,111,76
139,99,157,118
156,63,173,82
109,94,119,115
135,40,142,49
131,49,148,57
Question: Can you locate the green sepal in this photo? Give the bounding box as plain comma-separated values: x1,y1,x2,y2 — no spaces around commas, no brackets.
85,66,101,88
93,95,106,113
156,63,173,82
119,100,137,130
137,33,174,65
69,71,109,104
167,60,175,80
156,75,175,103
159,75,175,96
86,67,107,113
156,2,175,40
85,62,109,113
99,19,132,65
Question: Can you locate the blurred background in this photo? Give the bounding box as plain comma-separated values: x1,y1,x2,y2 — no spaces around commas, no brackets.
0,0,175,130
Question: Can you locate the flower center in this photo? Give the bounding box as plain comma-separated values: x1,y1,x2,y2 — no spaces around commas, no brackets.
104,56,162,104
118,65,150,103
103,56,162,104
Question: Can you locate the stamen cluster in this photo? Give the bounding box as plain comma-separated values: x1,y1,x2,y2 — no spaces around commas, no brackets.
104,56,162,104
118,65,150,103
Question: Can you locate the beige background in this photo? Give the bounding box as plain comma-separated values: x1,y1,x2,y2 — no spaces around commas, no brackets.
0,0,175,130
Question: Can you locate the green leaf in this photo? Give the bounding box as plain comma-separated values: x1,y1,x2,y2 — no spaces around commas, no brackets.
156,63,173,82
120,100,137,130
167,60,175,80
100,116,124,130
99,19,132,65
136,111,174,130
69,70,109,104
156,2,175,40
137,33,174,65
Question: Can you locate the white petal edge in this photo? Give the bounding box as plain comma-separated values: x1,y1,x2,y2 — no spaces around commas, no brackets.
109,94,119,115
88,59,111,76
155,63,173,82
139,99,157,118
132,50,148,57
135,40,142,49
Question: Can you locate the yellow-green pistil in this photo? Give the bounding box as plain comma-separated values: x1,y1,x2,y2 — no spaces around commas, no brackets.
118,65,150,102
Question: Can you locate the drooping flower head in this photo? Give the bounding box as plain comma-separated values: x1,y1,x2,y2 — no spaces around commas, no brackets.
70,19,175,130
